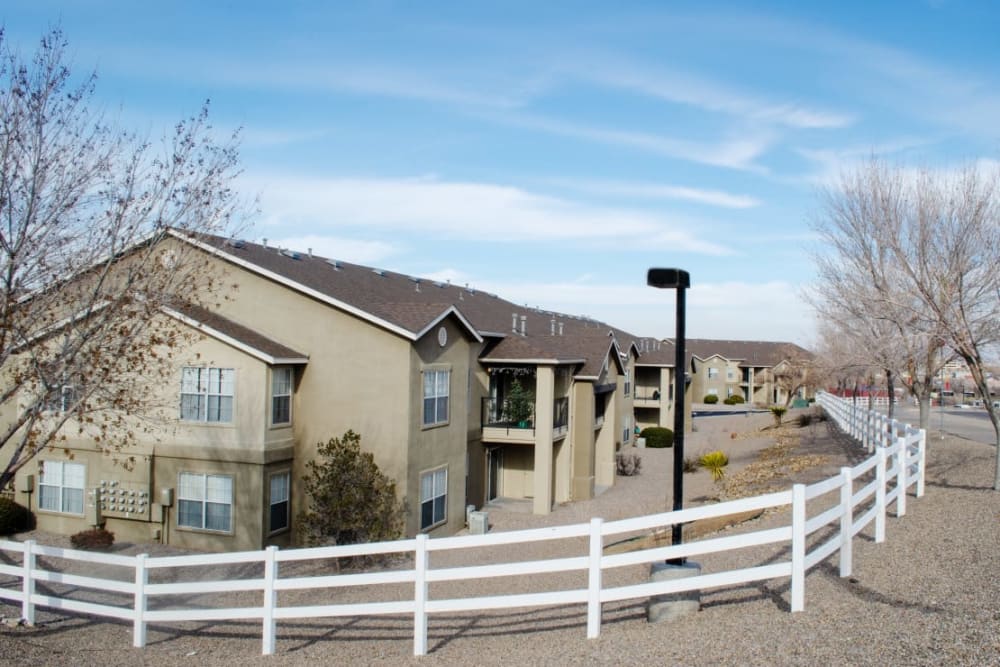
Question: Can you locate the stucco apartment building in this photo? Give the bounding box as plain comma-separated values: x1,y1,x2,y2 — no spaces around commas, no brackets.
6,232,692,552
6,231,811,552
684,339,815,406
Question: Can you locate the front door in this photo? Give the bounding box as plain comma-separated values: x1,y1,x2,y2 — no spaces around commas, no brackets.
487,447,503,502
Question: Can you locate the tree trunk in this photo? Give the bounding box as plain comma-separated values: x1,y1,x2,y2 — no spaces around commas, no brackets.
886,369,895,421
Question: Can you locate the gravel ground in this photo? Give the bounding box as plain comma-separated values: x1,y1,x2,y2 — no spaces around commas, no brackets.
2,411,999,666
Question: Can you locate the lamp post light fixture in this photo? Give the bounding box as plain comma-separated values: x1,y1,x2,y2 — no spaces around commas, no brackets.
647,268,689,563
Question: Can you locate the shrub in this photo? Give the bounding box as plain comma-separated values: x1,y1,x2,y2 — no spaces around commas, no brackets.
797,413,813,427
723,395,745,405
703,394,719,404
683,457,700,473
699,450,730,482
616,450,642,476
70,527,114,550
0,496,34,535
640,426,674,448
770,406,787,426
298,430,406,549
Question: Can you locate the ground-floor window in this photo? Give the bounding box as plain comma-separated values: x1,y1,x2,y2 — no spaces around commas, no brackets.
178,472,233,532
269,471,290,533
38,461,85,514
420,467,447,529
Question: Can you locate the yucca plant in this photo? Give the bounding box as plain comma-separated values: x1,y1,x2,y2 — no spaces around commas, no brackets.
699,450,730,482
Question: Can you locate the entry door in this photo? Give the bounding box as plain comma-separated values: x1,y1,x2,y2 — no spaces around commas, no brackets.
487,448,503,502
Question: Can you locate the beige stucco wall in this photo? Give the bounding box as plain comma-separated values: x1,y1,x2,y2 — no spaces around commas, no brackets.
408,318,474,536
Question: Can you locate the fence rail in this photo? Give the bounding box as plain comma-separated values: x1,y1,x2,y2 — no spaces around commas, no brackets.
0,391,925,657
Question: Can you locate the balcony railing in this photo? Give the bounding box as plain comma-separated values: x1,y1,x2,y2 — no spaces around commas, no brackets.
634,386,662,401
481,397,534,433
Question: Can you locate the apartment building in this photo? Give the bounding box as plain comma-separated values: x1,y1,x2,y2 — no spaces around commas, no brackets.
6,232,670,551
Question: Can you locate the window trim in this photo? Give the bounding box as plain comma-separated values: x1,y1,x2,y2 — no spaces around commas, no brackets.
419,466,448,530
268,470,291,535
180,367,236,424
38,460,86,516
270,367,293,427
422,368,451,428
176,471,234,534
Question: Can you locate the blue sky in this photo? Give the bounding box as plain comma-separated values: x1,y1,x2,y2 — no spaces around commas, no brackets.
5,1,1000,345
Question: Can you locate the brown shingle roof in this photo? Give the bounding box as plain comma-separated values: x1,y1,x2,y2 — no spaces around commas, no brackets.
171,231,810,372
167,302,308,364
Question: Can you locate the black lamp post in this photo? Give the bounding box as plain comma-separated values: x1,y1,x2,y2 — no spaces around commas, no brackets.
647,268,689,563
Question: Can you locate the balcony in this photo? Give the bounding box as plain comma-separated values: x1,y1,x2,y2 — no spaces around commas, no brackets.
634,385,662,408
481,396,569,444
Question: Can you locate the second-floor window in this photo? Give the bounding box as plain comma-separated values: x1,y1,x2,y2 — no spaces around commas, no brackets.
708,367,719,379
423,369,450,427
271,367,293,425
624,370,631,397
180,367,234,423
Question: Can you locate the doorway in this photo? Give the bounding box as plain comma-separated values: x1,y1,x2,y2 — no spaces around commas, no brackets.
487,447,503,502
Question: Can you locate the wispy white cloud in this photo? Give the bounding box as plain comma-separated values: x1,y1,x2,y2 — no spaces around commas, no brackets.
549,178,761,209
495,113,773,171
578,60,855,130
246,173,736,255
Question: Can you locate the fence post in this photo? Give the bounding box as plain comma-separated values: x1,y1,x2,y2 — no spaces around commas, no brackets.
916,428,926,498
21,539,35,625
133,553,148,647
875,446,887,543
895,436,907,517
839,468,853,578
262,545,278,655
586,517,603,639
791,484,806,612
413,534,429,657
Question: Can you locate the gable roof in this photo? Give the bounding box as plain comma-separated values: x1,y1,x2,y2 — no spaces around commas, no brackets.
167,230,812,373
164,303,309,365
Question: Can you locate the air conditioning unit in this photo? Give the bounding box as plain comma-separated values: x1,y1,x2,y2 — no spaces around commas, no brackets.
468,511,488,535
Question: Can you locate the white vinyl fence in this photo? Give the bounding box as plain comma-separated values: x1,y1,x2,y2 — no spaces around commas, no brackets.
0,391,925,657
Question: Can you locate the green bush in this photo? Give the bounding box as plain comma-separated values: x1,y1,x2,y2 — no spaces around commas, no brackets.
703,394,719,404
70,527,114,550
298,430,406,549
770,406,787,426
640,426,674,448
699,450,730,481
0,496,34,535
723,395,745,405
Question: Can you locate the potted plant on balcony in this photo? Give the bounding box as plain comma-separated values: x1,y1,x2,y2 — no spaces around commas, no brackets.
504,379,534,428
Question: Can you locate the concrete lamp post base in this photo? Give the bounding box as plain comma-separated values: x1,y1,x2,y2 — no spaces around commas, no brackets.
646,561,702,623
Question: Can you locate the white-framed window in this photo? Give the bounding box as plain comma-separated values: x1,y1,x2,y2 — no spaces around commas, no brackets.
180,367,235,423
43,373,78,413
271,367,293,425
38,460,85,514
624,369,631,397
177,472,233,532
708,367,719,379
727,369,736,381
422,369,450,427
420,467,447,529
708,388,719,396
269,471,290,534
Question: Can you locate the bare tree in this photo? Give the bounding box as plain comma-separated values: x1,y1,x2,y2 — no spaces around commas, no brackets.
0,29,243,489
812,158,1000,490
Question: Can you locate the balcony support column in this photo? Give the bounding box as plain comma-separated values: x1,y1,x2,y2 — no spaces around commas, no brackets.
533,366,555,515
